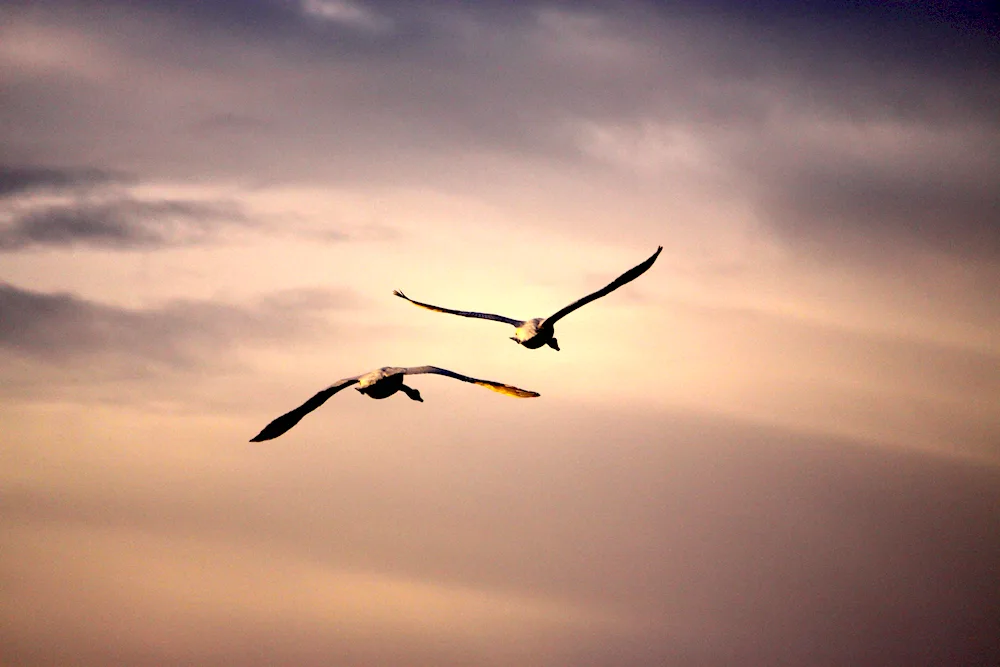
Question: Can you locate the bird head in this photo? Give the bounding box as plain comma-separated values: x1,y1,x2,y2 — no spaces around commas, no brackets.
400,385,423,402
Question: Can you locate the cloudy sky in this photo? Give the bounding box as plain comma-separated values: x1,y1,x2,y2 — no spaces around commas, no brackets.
2,0,998,664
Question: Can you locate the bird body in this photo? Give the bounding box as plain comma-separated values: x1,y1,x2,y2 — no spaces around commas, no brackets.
512,317,556,350
251,365,538,442
395,246,661,351
355,367,408,399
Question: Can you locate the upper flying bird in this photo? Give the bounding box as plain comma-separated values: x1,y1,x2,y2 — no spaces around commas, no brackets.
394,246,662,351
250,365,539,442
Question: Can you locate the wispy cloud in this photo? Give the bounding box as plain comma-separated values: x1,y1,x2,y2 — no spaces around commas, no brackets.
0,281,352,368
0,197,249,251
299,0,392,32
2,1,994,262
728,119,1000,262
0,165,126,197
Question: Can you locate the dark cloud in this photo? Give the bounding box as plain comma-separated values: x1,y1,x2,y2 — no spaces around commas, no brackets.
743,129,1000,261
0,165,126,197
773,167,999,261
2,0,994,264
0,281,352,368
2,1,994,162
0,161,251,250
0,197,249,251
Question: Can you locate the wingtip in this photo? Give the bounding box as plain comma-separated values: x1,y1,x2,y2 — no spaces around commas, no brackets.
392,289,405,298
249,422,285,442
646,245,663,265
476,381,540,398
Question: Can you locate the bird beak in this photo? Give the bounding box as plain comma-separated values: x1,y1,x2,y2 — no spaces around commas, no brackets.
510,337,519,344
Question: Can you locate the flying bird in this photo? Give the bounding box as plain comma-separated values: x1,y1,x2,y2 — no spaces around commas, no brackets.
250,366,539,442
394,246,662,351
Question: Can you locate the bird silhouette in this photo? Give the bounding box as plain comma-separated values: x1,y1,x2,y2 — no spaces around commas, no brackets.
394,246,661,350
251,365,539,441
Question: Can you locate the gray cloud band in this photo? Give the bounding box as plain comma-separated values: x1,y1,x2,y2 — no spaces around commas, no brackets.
0,282,350,365
2,2,995,260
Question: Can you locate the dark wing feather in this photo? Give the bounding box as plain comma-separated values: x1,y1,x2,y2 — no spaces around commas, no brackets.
542,246,662,327
393,290,522,327
250,377,359,442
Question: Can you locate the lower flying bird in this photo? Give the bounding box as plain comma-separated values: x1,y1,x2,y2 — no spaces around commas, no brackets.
250,366,539,442
393,246,662,351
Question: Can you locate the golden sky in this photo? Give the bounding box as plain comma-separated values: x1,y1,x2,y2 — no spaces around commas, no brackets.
1,1,998,664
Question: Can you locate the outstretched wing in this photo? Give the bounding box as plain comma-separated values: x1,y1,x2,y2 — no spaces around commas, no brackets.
403,366,540,398
393,290,523,327
542,246,662,327
250,376,360,442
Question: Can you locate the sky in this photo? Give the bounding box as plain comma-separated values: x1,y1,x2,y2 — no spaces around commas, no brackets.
1,0,999,664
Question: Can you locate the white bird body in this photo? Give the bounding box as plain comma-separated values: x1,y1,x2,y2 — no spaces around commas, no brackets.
394,246,662,351
251,365,538,442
